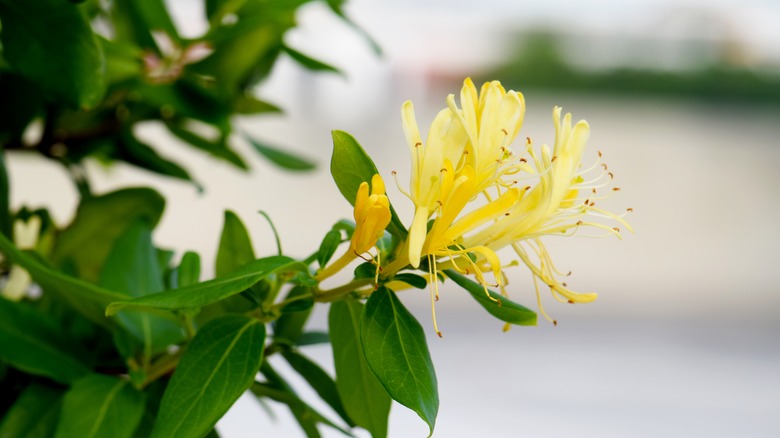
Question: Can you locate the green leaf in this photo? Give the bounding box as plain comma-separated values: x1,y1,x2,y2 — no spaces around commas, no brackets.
296,331,330,346
445,270,537,326
255,363,352,438
0,150,11,238
119,129,195,184
234,95,282,114
391,273,428,289
111,0,180,50
330,130,406,239
329,300,390,438
166,122,247,169
177,251,201,287
0,0,106,108
105,256,306,315
53,188,165,282
361,287,438,435
283,45,342,75
55,375,146,438
0,233,128,327
246,135,316,171
317,229,342,268
282,351,354,427
273,286,313,344
98,221,184,358
151,315,266,438
0,384,64,438
216,211,256,276
0,297,90,383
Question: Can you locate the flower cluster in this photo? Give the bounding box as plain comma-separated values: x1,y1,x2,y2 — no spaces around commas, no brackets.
395,78,631,327
318,78,630,330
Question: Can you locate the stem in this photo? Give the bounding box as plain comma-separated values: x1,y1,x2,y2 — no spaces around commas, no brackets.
271,291,313,311
141,349,184,388
314,277,374,302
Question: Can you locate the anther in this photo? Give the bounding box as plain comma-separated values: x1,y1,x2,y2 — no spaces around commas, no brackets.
524,186,531,191
436,331,443,338
501,128,509,135
576,220,583,225
613,227,620,232
504,212,510,216
519,158,527,163
391,170,397,175
601,163,608,170
591,188,597,194
598,150,603,158
551,156,558,163
612,187,621,191
608,172,614,179
584,199,590,205
440,168,447,173
627,208,634,212
553,320,558,326
567,299,574,304
526,137,532,144
562,282,568,287
589,201,596,207
415,142,422,147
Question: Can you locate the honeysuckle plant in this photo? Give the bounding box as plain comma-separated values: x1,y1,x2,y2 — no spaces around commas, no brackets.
0,1,632,438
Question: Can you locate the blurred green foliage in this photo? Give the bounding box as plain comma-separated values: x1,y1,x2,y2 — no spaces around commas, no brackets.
488,32,780,105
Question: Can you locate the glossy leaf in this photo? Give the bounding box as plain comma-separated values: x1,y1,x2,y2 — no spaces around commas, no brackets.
53,188,165,282
317,229,342,268
329,300,390,438
106,256,307,315
445,270,537,326
216,211,256,276
55,374,145,438
361,287,438,435
151,315,266,438
282,351,354,427
0,384,63,438
98,221,184,357
247,136,316,171
0,297,90,383
330,130,406,238
391,273,428,289
0,0,106,108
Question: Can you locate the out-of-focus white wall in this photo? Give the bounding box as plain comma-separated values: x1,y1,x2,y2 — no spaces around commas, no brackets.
7,0,780,436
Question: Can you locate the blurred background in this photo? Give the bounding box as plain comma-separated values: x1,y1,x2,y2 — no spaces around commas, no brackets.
7,0,780,436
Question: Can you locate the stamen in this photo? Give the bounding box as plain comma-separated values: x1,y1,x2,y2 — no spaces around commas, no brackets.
501,128,509,136
392,171,413,200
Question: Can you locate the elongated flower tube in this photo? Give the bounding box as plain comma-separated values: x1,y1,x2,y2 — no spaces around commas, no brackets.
401,102,468,268
316,174,391,282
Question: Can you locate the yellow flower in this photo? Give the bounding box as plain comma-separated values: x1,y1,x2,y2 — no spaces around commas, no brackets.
401,102,468,268
316,174,391,282
350,174,392,255
460,106,633,322
391,78,631,327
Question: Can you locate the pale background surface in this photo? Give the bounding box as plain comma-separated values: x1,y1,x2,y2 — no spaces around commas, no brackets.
6,0,780,436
